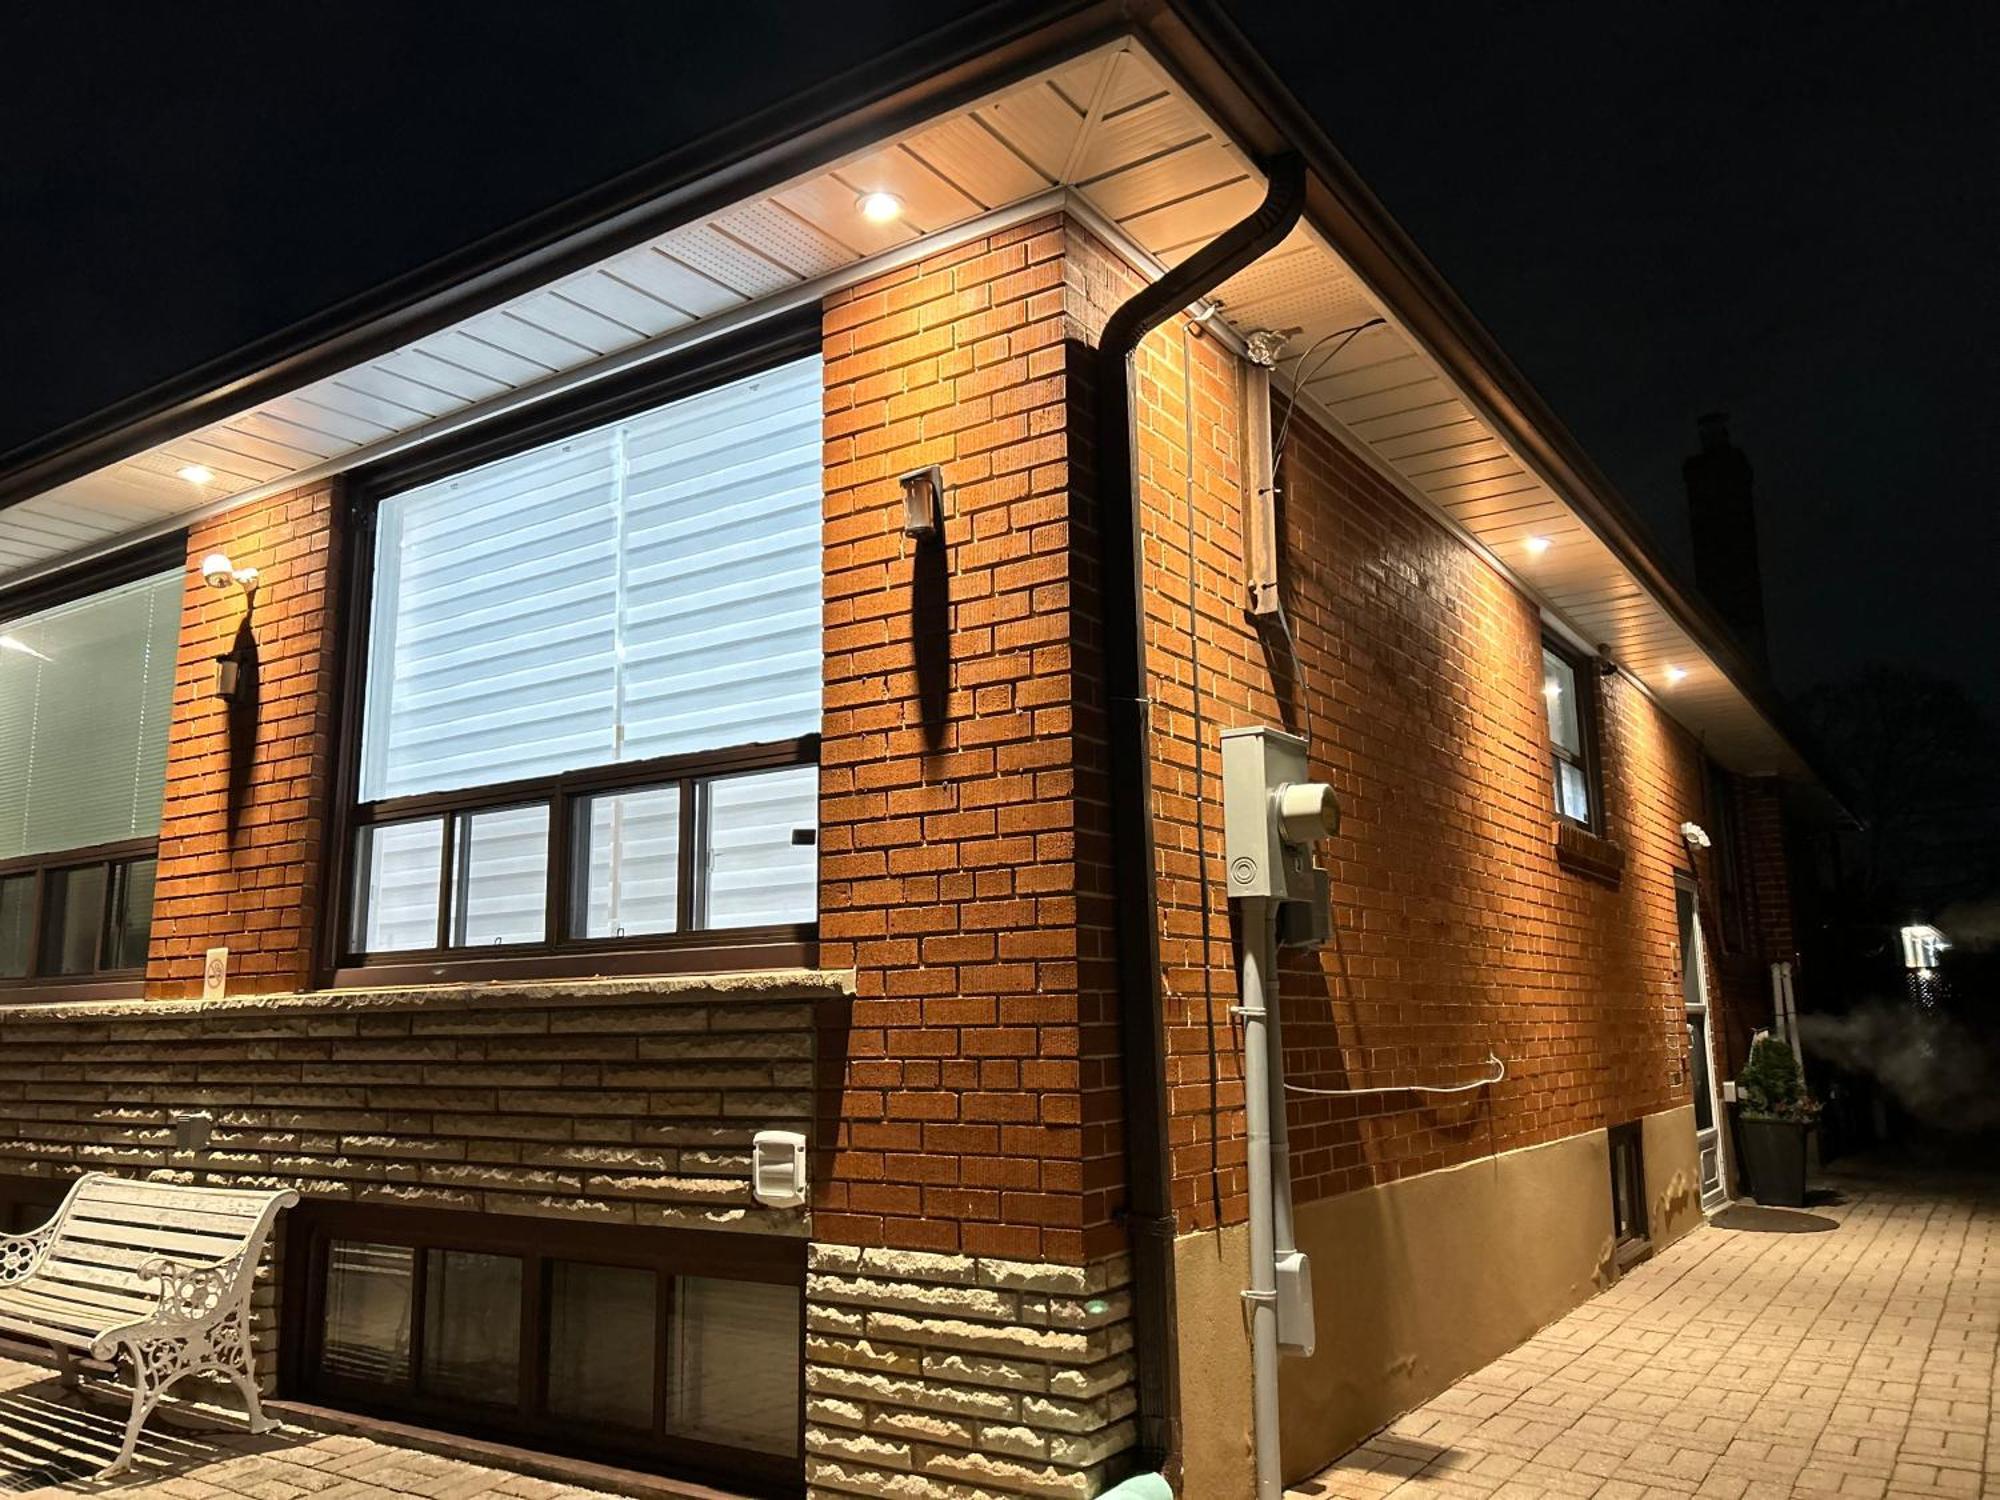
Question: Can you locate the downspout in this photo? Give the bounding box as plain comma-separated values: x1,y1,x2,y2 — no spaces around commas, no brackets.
1095,151,1307,1480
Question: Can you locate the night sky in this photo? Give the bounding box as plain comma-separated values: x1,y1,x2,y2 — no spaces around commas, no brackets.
2,2,1992,706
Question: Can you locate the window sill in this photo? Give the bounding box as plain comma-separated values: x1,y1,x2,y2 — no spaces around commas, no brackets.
0,975,145,1006
1554,819,1626,887
0,966,855,1023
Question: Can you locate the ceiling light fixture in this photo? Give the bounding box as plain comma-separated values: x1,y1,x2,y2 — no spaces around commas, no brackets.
1523,535,1551,556
1664,664,1688,684
857,191,903,224
177,464,214,485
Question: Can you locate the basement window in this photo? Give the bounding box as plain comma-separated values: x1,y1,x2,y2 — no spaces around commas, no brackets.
285,1202,805,1490
0,557,181,996
1541,637,1602,832
332,333,823,985
1608,1121,1649,1266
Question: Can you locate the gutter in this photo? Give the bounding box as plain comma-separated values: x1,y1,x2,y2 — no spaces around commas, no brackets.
1095,150,1307,1479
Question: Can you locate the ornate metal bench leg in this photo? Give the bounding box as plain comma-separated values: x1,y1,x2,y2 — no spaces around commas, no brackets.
104,1366,156,1478
227,1367,278,1435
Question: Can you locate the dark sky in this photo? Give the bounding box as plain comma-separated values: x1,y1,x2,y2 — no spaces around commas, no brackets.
2,2,1993,705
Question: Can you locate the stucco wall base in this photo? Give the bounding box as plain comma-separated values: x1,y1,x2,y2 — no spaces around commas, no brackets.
1171,1113,1721,1495
1641,1103,1704,1250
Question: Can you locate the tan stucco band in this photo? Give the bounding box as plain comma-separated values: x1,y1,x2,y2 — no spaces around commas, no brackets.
1173,1104,1705,1496
0,967,857,1025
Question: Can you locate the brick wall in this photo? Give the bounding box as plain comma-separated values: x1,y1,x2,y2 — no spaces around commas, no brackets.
1087,216,1731,1229
813,215,1126,1267
145,483,343,999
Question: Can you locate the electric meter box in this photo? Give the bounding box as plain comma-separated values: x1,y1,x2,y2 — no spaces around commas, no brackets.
1222,726,1331,904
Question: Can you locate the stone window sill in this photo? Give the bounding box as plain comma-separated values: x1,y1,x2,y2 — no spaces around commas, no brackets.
1555,819,1626,887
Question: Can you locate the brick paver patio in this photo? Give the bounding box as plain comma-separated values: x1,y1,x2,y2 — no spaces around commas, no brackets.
1293,1162,2000,1500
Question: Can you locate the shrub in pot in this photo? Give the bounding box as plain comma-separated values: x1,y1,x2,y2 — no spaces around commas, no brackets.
1735,1033,1819,1207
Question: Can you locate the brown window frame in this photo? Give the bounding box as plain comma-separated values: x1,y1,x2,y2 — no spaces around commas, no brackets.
1607,1120,1648,1264
321,312,823,988
1541,634,1604,834
1704,760,1749,953
280,1199,807,1496
0,838,159,998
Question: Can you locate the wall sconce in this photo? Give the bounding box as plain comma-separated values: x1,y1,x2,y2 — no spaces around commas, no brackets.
899,466,944,539
1679,821,1712,849
213,652,244,703
201,552,259,591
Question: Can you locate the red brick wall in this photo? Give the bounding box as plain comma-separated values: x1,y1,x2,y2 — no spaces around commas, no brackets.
145,483,343,999
812,215,1126,1265
1089,216,1729,1229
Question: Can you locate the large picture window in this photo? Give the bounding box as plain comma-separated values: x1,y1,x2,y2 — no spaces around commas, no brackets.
337,345,822,980
0,562,180,991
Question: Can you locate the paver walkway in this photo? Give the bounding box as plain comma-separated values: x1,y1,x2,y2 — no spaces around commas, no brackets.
0,1363,630,1500
1292,1161,2000,1500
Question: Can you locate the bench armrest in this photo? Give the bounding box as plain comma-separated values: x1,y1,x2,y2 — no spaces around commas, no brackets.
0,1227,51,1285
136,1253,249,1324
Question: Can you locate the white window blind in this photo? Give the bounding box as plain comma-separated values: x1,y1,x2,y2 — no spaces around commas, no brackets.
0,571,181,860
360,356,823,802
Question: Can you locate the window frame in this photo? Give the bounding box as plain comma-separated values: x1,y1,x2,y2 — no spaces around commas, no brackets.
0,533,186,1002
1540,634,1603,834
320,312,824,988
280,1199,807,1496
1607,1119,1649,1264
1704,759,1749,953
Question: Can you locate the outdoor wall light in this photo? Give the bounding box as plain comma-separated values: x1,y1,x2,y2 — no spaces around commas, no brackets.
212,653,243,703
900,465,945,538
1679,821,1712,849
857,191,904,224
201,552,259,591
177,463,214,485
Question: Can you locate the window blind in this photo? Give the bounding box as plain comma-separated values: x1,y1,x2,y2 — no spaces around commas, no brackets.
0,571,181,861
360,356,823,802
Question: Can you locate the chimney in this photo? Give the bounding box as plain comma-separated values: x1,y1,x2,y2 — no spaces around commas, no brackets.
1682,412,1769,670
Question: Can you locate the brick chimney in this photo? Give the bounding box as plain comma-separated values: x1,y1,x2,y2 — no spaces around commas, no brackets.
1682,412,1769,670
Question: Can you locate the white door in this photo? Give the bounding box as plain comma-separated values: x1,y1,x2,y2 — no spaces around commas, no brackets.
1676,878,1728,1210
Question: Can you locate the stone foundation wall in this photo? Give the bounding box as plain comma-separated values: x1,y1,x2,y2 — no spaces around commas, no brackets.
805,1246,1136,1497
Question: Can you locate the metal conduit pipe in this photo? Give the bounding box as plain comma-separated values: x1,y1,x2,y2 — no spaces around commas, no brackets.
1094,151,1307,1481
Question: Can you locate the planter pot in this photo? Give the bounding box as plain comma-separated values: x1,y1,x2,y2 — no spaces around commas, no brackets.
1739,1116,1811,1207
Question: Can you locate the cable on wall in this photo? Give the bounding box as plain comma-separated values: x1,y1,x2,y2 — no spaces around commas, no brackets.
1282,1052,1505,1098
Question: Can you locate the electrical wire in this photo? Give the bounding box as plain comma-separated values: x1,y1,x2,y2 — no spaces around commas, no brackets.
1270,317,1385,474
1282,1052,1505,1098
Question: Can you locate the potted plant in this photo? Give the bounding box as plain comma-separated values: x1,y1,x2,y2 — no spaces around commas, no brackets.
1735,1033,1819,1207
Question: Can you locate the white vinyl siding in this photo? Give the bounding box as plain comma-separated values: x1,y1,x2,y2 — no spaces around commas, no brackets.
359,357,822,802
0,571,180,860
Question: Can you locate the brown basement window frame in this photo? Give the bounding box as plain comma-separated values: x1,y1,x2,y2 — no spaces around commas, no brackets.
279,1200,808,1497
320,313,824,989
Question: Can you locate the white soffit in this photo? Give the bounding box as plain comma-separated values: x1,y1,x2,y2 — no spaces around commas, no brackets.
0,38,1253,584
2,31,1802,780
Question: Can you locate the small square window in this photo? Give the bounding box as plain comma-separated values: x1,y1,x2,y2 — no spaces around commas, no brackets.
450,804,549,947
700,767,817,929
354,819,444,953
576,787,681,940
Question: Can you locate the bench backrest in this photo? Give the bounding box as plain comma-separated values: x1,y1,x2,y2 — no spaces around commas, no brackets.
30,1173,297,1307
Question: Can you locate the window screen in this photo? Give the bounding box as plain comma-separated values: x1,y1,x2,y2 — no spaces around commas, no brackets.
0,571,180,860
359,357,823,802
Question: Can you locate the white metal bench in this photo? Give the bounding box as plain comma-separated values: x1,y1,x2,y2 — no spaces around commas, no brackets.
0,1173,297,1474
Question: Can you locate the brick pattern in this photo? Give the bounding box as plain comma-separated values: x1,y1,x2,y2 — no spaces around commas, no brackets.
146,484,343,999
805,1246,1135,1498
1091,224,1736,1228
0,977,827,1233
813,216,1125,1266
